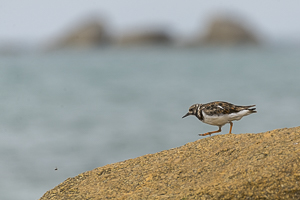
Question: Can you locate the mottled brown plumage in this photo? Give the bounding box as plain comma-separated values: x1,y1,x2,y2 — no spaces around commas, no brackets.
201,101,256,115
182,101,256,136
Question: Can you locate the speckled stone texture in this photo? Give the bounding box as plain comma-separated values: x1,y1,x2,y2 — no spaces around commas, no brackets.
40,127,300,199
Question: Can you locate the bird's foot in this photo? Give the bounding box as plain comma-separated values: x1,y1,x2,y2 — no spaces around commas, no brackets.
199,128,222,136
198,132,212,136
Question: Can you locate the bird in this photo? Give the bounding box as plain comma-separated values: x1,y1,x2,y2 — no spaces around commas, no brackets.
182,101,256,136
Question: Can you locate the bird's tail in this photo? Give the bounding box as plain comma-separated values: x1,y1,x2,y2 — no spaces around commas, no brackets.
247,106,257,113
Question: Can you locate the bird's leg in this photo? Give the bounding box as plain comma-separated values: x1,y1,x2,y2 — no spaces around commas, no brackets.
228,122,233,134
199,126,221,136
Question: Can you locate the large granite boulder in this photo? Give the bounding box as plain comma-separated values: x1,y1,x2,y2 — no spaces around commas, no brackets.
40,127,300,199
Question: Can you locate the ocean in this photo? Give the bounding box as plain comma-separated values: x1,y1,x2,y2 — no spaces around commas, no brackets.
0,46,300,199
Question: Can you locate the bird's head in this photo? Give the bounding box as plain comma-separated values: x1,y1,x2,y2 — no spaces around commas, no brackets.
182,104,201,118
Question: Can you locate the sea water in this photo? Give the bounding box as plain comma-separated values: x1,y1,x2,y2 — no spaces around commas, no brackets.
0,46,300,199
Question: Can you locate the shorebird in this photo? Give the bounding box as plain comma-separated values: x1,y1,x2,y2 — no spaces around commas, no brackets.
182,101,256,136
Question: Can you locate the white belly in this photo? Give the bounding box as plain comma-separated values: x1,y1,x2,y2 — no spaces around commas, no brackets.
202,110,251,126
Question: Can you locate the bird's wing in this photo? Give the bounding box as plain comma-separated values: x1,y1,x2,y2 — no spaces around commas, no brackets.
201,101,239,115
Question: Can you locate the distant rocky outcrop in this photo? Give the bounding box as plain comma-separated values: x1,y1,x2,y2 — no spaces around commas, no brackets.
42,13,262,50
115,29,173,46
40,127,300,199
46,18,110,50
197,16,260,46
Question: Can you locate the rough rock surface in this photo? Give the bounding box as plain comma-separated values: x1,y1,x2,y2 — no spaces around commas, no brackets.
40,127,300,199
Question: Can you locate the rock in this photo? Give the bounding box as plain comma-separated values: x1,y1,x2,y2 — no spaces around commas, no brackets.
46,18,110,50
40,127,300,199
115,29,173,46
199,16,260,45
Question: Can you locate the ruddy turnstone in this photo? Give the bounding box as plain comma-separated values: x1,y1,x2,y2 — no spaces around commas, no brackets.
182,101,256,136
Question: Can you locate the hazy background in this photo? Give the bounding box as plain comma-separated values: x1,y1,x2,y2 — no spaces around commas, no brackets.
1,1,300,200
1,0,300,46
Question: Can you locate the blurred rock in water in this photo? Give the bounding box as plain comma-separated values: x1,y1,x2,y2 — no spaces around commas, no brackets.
115,28,173,46
45,17,111,51
194,15,261,46
42,13,262,51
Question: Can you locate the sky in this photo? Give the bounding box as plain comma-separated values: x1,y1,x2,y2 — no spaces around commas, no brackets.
1,0,300,45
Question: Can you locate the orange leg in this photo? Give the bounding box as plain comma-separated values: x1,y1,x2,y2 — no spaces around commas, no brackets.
228,122,233,134
199,126,222,136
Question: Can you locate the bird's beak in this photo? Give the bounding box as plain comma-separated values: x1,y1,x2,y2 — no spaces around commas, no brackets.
182,112,190,118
